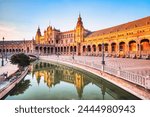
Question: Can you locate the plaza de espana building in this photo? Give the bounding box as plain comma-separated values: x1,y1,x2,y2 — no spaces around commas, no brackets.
0,15,150,59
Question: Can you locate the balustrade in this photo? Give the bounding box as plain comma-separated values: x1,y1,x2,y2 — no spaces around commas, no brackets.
46,55,150,89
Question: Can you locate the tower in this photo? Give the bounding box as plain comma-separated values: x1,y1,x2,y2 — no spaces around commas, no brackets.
74,73,84,99
75,14,84,43
47,25,53,44
75,14,84,55
35,26,41,44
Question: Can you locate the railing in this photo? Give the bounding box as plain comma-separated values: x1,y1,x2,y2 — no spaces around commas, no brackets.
47,56,150,89
0,67,29,99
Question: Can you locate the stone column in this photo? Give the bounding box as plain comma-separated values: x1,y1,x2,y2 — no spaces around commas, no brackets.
53,47,55,55
108,43,111,55
139,44,141,57
126,44,129,55
96,45,98,56
68,46,70,55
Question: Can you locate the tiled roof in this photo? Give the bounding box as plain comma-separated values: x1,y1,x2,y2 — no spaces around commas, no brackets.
0,40,32,45
86,16,150,38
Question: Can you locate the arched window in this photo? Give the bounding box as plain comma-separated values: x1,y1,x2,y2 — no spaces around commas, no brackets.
129,40,136,52
140,39,150,51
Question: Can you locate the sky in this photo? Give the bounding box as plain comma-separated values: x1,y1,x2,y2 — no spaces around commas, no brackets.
0,0,150,40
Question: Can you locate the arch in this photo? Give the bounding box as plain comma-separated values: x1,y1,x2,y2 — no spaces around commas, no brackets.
82,46,86,52
55,47,57,53
27,47,30,53
140,39,150,51
9,49,12,52
119,42,125,52
74,46,76,52
92,44,96,52
111,43,116,52
104,43,108,51
98,44,102,52
16,49,18,52
35,46,39,51
48,47,50,53
129,40,136,52
58,47,60,52
44,47,46,53
67,46,69,52
6,49,9,52
61,47,63,53
0,49,1,53
40,47,42,51
87,45,91,52
39,47,43,54
13,49,15,52
70,46,73,52
51,47,53,54
64,47,66,52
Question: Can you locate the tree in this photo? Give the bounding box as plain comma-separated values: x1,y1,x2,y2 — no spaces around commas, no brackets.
10,53,30,70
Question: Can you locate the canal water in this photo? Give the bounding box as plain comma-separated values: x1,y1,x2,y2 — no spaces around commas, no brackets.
4,61,139,100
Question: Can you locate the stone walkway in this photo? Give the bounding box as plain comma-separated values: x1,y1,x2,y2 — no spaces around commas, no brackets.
0,60,18,76
40,55,150,100
0,60,18,90
54,55,150,77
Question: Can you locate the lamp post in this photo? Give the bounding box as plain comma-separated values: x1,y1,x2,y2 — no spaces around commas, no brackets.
5,41,7,61
102,43,105,71
1,37,4,66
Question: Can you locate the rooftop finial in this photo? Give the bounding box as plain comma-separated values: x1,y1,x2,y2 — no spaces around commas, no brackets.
38,25,40,29
49,20,51,26
79,12,81,18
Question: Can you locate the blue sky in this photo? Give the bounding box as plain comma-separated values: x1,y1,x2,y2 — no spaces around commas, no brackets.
0,0,150,40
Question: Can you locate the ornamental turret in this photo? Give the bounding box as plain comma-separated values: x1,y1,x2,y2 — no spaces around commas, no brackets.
35,26,41,44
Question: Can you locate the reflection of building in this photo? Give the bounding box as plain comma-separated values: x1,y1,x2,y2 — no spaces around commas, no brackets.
0,15,150,59
31,62,139,99
74,73,84,99
32,62,90,98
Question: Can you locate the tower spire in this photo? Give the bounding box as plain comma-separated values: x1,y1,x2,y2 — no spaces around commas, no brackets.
79,12,81,18
76,13,83,28
49,20,51,26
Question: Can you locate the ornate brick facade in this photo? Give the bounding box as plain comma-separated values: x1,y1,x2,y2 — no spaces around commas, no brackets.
0,15,150,59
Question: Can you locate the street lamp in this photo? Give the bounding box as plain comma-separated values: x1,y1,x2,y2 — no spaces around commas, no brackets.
102,43,105,71
1,37,4,66
5,42,7,61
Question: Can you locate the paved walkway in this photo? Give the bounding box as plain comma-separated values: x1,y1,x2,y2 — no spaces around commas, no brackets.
53,55,150,77
40,55,150,100
0,60,18,77
0,60,19,91
0,67,29,99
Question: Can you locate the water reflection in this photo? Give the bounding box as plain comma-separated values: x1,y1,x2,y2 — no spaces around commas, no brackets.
5,61,139,100
9,80,31,96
